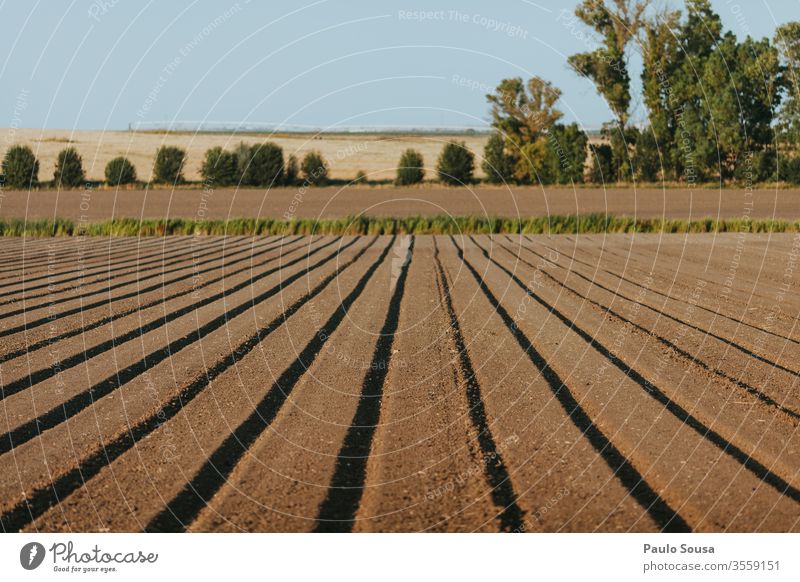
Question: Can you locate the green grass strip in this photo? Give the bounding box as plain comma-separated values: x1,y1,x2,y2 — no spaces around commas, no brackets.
1,214,799,237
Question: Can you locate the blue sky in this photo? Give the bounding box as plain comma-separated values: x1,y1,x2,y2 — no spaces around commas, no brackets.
0,0,796,131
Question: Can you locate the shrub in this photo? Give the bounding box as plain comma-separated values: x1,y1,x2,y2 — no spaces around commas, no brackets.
105,157,137,185
588,144,614,184
395,149,425,185
437,141,474,185
234,142,253,182
54,147,86,188
519,138,552,184
153,146,186,184
301,151,329,185
201,147,238,186
354,170,367,184
546,124,588,184
285,154,299,185
2,145,39,189
243,142,284,187
778,154,800,183
482,133,516,184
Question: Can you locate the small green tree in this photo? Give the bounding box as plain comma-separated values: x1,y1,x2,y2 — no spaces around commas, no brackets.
482,133,516,184
201,147,238,186
395,149,425,185
301,151,329,185
544,124,588,184
354,170,368,184
54,147,86,188
437,141,475,185
153,146,186,184
243,142,284,187
635,130,661,182
105,157,137,185
285,154,299,185
2,145,39,189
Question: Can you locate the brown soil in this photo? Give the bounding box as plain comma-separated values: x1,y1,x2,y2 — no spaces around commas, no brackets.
0,233,798,532
2,186,800,221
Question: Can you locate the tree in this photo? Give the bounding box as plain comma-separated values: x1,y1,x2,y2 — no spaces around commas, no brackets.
588,143,614,183
437,141,475,185
482,133,516,183
153,146,186,184
775,22,800,145
201,147,238,186
635,129,661,182
1,145,39,189
301,151,329,185
242,143,284,187
54,147,85,188
545,124,589,184
105,157,137,186
568,0,651,130
486,76,563,181
395,149,425,185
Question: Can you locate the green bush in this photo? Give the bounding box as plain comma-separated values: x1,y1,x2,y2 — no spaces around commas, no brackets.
285,154,299,185
778,154,800,183
354,170,367,184
201,147,238,186
301,151,329,186
2,145,39,189
54,147,86,188
105,157,137,185
543,124,588,184
437,141,475,185
482,133,516,184
153,146,186,184
588,144,614,184
395,149,425,185
243,142,284,187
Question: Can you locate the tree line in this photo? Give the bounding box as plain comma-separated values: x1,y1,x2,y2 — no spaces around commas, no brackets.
483,0,800,185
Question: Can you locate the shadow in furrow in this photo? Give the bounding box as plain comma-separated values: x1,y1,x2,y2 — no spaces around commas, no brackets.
472,236,800,505
313,237,415,533
496,238,800,421
0,236,300,365
144,236,397,532
0,236,247,302
531,236,800,350
451,236,691,532
0,237,261,318
0,236,319,401
0,237,380,533
0,235,304,337
431,237,524,532
0,237,355,454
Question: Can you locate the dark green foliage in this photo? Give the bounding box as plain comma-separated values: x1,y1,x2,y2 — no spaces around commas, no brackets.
54,147,85,188
635,130,662,182
588,144,614,183
242,142,284,187
301,151,329,185
482,133,516,183
200,147,238,187
778,155,800,183
2,145,39,189
395,149,425,185
153,146,186,184
285,154,299,185
105,157,137,185
437,141,475,185
544,124,588,184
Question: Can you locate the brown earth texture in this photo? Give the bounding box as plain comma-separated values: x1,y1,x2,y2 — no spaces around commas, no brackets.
0,232,798,532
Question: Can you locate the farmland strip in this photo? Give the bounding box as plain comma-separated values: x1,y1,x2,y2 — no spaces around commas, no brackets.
430,237,524,532
313,237,416,532
450,235,691,532
496,238,800,421
144,236,397,532
0,236,379,533
470,236,800,504
0,236,298,364
0,236,353,452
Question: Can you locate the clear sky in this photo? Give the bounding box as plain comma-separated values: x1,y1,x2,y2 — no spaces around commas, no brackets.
0,0,796,132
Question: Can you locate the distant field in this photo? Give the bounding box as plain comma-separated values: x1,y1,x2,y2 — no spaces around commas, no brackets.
1,185,799,222
0,128,489,182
